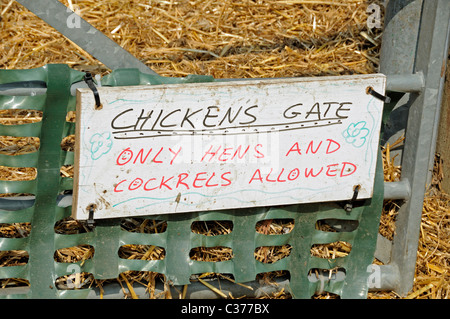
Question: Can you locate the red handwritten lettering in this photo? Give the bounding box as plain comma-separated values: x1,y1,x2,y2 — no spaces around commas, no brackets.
325,164,339,177
168,147,182,165
306,141,322,154
152,147,164,163
201,144,265,162
285,142,301,156
305,167,324,178
247,161,357,185
285,139,341,157
159,176,173,190
176,173,190,189
116,148,133,166
231,145,250,160
277,168,286,182
218,148,232,162
193,172,207,188
254,144,264,158
143,178,158,191
266,168,276,182
220,172,232,186
325,139,340,154
287,168,300,181
114,179,127,192
129,178,143,191
206,172,219,187
133,148,152,164
340,162,357,177
249,169,263,184
201,145,221,162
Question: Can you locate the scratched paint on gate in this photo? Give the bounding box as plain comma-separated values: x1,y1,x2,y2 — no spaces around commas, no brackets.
72,74,386,220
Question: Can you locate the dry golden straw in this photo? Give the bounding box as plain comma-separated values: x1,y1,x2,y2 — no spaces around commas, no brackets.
0,0,448,299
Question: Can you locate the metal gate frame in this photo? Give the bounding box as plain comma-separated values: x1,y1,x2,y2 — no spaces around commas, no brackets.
1,0,449,298
377,0,450,296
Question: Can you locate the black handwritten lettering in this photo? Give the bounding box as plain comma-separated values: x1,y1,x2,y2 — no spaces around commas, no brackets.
181,108,202,129
322,102,339,118
283,103,302,119
110,100,352,140
203,106,220,128
305,102,321,120
240,105,258,125
136,109,153,131
150,109,164,131
336,102,352,119
160,109,181,128
219,106,242,126
111,108,135,130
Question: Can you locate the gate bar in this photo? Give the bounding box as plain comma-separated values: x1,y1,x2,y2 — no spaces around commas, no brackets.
0,73,427,96
0,264,401,298
380,0,450,296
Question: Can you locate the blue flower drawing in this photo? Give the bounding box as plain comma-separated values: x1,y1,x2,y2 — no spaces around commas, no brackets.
342,121,370,148
90,132,113,160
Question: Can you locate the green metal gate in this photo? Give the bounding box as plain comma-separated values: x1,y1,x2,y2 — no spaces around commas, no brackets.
0,64,384,299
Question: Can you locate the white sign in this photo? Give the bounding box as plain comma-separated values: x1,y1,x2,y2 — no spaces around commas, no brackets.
73,74,385,220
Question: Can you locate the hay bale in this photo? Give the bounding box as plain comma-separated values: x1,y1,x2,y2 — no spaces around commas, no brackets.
1,0,382,76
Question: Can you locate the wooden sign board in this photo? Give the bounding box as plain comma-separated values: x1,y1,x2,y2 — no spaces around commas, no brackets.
73,74,386,220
